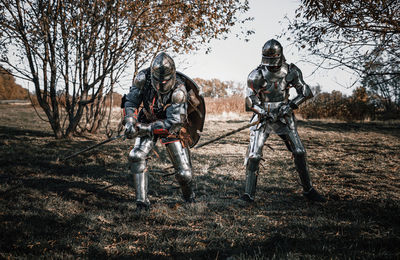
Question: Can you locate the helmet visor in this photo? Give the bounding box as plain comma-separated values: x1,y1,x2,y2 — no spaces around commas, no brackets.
151,74,175,94
261,53,281,66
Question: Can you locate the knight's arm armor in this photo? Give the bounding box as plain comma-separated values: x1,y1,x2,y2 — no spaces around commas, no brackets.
125,70,146,121
148,84,188,136
245,68,265,114
286,64,314,109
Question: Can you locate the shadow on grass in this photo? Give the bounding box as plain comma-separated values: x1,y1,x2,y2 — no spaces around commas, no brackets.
1,118,400,258
0,125,53,138
297,119,400,138
1,210,89,256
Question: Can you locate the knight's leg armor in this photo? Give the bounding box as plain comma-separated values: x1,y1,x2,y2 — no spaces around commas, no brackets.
243,126,269,201
165,141,195,202
281,123,325,202
128,136,154,209
283,130,313,191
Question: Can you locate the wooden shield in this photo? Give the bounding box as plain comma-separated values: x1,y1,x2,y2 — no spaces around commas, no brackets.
177,71,206,148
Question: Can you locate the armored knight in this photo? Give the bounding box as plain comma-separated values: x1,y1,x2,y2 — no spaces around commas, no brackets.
242,39,325,203
124,52,205,210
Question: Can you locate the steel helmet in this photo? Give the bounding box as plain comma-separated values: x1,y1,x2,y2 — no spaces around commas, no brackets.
261,39,284,71
150,52,176,94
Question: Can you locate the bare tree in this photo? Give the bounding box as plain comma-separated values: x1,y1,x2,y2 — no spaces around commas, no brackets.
362,69,400,113
0,0,251,138
281,0,400,109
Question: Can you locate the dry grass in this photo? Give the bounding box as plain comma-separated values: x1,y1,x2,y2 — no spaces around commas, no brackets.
1,104,400,259
205,95,246,115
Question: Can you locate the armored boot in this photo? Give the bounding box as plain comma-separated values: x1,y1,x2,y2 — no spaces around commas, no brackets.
176,172,195,203
242,157,260,202
294,154,326,202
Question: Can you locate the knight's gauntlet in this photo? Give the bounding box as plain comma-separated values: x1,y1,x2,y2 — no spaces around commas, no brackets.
124,117,137,139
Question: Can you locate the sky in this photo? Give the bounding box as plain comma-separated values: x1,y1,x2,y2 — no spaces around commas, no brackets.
174,0,356,96
12,0,357,96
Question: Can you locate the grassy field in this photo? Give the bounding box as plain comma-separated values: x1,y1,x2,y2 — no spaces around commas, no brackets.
1,104,399,259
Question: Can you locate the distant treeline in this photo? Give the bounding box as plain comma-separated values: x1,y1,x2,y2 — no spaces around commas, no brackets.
298,87,400,121
0,66,28,100
194,78,244,98
202,82,400,121
2,69,399,121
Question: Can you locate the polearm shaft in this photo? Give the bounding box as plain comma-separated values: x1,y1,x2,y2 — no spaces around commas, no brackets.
195,121,259,149
61,134,125,161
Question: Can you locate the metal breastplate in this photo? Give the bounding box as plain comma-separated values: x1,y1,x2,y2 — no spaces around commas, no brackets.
260,64,289,103
138,82,172,123
139,74,188,123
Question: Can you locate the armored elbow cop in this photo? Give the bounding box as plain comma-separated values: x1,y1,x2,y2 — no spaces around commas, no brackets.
245,96,253,111
290,84,314,108
286,64,314,108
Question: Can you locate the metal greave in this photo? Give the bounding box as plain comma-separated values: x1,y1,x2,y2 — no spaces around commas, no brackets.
294,154,312,192
166,141,194,201
244,127,269,200
129,136,154,205
244,158,260,200
285,129,313,192
132,163,149,205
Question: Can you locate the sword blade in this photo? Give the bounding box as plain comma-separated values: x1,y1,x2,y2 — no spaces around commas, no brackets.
61,134,124,161
195,121,259,149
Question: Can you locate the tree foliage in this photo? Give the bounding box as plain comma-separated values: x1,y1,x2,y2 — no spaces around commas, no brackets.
283,0,400,112
285,0,399,75
0,0,251,138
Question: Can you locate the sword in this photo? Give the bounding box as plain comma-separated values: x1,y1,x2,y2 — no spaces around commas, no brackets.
60,134,125,161
195,120,260,149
